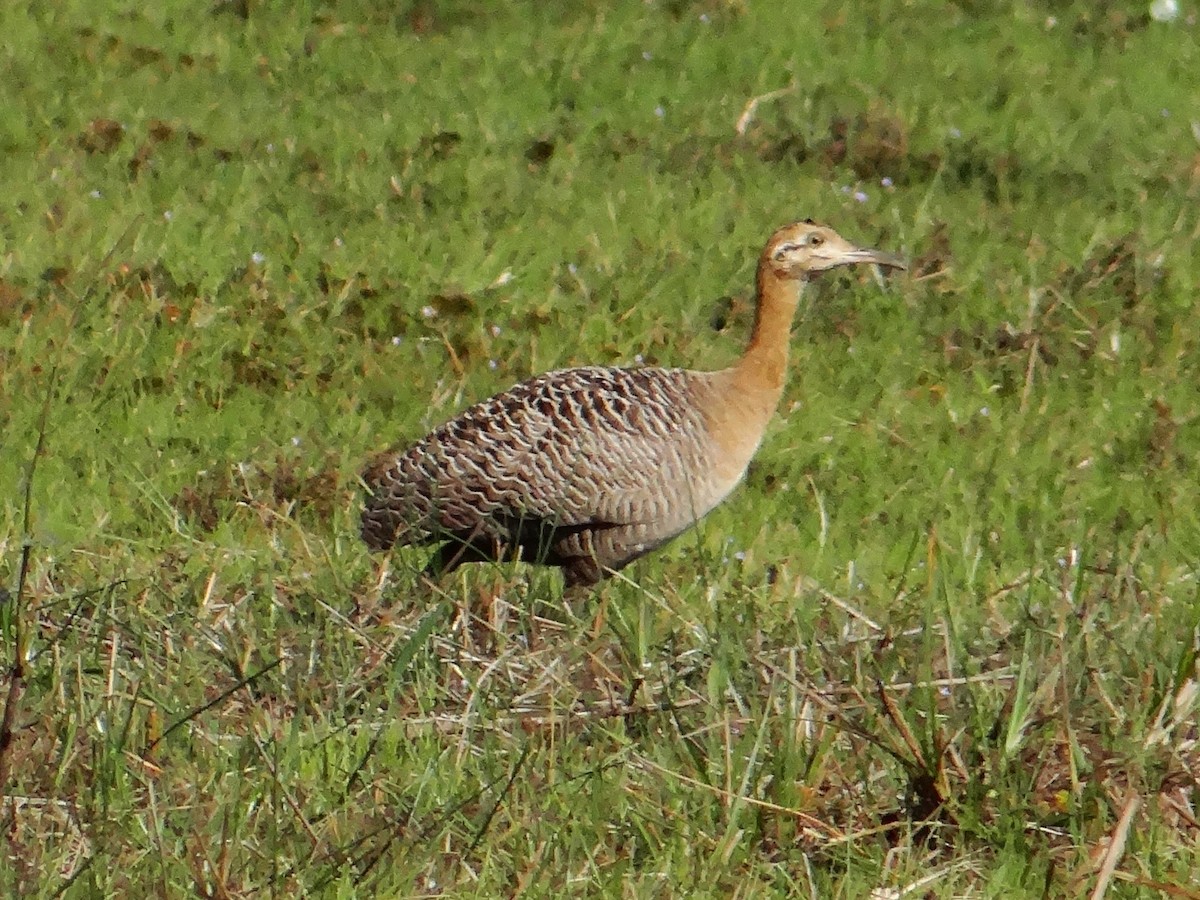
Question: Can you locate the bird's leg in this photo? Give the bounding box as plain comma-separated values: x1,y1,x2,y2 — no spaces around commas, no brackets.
589,587,609,641
424,538,481,579
428,533,522,652
559,556,612,639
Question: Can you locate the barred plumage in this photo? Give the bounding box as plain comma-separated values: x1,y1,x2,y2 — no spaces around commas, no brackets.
362,221,904,587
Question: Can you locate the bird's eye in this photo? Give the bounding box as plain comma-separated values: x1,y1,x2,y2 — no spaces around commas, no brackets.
808,234,824,247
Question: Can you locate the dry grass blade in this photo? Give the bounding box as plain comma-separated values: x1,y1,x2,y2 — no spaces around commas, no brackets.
1088,791,1140,900
875,678,928,771
1119,875,1200,899
869,858,978,898
735,85,797,135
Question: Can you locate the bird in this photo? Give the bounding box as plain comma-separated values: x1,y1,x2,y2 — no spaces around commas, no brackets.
361,220,905,588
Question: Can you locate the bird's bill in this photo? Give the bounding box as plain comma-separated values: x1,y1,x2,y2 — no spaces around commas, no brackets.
840,246,907,271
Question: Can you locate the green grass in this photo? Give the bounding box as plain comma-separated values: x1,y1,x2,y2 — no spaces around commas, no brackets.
3,0,1200,895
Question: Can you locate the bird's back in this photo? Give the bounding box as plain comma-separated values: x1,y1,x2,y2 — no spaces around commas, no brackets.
361,365,741,576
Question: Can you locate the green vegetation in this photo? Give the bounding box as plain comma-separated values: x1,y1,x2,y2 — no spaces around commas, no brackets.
3,0,1199,894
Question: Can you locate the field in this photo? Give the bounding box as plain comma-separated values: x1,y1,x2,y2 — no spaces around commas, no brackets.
3,0,1200,895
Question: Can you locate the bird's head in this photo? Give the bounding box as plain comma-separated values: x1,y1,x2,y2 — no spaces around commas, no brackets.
762,219,906,281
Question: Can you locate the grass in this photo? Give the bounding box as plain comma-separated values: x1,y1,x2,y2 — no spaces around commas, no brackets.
3,0,1200,894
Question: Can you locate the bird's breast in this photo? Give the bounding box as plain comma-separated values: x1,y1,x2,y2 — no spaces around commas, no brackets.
690,369,780,492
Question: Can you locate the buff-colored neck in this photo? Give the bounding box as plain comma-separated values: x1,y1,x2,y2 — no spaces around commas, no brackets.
698,264,805,486
730,265,804,408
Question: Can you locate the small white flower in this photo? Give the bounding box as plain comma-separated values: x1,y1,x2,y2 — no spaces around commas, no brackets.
291,436,301,446
699,12,710,22
1150,0,1179,22
391,335,403,346
634,353,645,365
267,143,275,153
489,324,502,337
89,190,102,199
251,251,266,265
333,237,344,247
642,51,653,61
654,106,665,118
734,551,746,561
487,359,498,370
880,177,894,188
979,406,990,417
853,190,868,203
567,263,578,275
420,305,437,318
163,210,173,221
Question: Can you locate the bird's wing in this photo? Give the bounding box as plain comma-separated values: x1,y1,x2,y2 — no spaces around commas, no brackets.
364,366,712,542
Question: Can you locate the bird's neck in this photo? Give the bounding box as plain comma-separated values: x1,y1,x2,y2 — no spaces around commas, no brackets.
732,267,804,405
697,267,804,489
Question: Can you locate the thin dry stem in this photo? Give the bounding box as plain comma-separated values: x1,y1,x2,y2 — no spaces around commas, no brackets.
1089,791,1141,900
735,85,797,135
